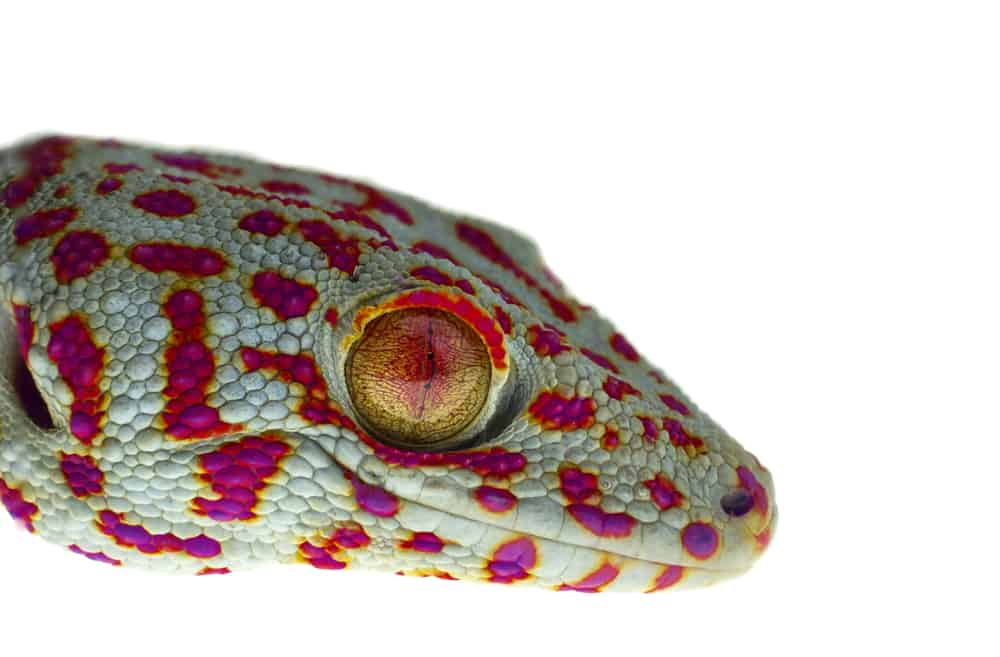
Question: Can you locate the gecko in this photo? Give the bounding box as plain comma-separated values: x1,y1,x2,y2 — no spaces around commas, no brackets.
0,135,775,591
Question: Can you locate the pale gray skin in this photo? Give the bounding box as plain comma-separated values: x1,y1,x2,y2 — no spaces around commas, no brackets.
0,136,775,591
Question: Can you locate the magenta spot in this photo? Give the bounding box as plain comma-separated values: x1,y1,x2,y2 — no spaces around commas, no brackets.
610,332,640,362
567,504,636,538
648,564,685,592
239,209,286,236
96,177,123,195
132,189,196,217
260,179,311,195
103,162,141,174
3,136,74,209
601,428,620,449
193,435,290,521
0,479,39,532
60,453,104,498
488,537,537,583
558,562,620,592
402,532,445,553
324,307,339,327
581,348,619,374
474,485,516,513
13,304,33,360
353,479,399,517
51,230,110,283
410,266,453,286
644,474,684,511
154,152,241,178
494,306,512,334
13,206,79,245
659,394,691,416
69,544,121,566
529,392,596,431
251,271,318,319
197,567,231,575
639,417,659,442
98,510,220,558
560,468,598,503
410,240,459,265
299,541,347,570
330,525,370,549
663,417,706,454
681,522,720,560
527,324,568,357
737,466,769,516
298,220,362,274
48,316,105,444
603,376,639,400
129,242,226,277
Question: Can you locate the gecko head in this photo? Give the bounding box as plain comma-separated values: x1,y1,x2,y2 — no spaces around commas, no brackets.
0,135,774,590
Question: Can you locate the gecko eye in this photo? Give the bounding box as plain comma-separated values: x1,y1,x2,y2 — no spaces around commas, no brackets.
345,308,492,450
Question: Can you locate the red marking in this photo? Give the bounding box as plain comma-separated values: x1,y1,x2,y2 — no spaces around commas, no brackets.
129,242,226,277
737,466,770,517
103,162,141,174
371,443,528,478
659,394,691,416
644,474,684,510
161,173,193,184
581,348,619,374
96,177,123,194
494,306,512,334
681,522,719,560
330,525,371,550
48,316,105,444
324,307,339,326
356,289,508,370
639,417,659,442
648,369,667,384
529,392,596,431
132,189,196,217
0,479,39,532
215,183,312,209
488,537,536,583
647,565,685,592
69,545,121,566
567,504,636,538
610,333,640,362
297,219,362,274
251,271,318,319
154,153,241,178
60,453,104,498
260,179,310,195
13,304,33,360
474,485,517,513
98,511,221,558
411,240,460,265
410,266,453,286
401,532,445,553
351,476,399,517
13,206,79,245
193,435,291,521
480,276,524,307
197,567,231,575
54,184,70,198
325,207,396,245
239,209,286,236
527,324,569,357
756,527,773,551
602,376,639,400
162,290,234,440
456,222,575,321
558,562,620,592
298,540,347,570
51,231,110,283
601,428,620,450
663,418,707,456
3,136,74,209
559,467,599,504
319,174,414,225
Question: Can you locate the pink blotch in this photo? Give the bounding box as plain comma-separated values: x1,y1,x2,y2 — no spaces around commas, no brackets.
132,189,196,217
474,485,516,513
488,537,537,583
251,271,318,319
567,504,636,538
558,562,620,593
51,231,110,282
681,522,719,560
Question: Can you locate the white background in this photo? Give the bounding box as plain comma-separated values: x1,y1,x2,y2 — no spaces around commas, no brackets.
1,2,996,655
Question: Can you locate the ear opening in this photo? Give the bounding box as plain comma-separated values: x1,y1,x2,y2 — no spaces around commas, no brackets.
0,308,55,430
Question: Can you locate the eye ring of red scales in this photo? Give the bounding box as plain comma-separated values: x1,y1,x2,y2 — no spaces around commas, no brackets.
0,135,775,591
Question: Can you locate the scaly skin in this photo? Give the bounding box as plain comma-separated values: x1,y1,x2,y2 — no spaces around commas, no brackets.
0,135,775,591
